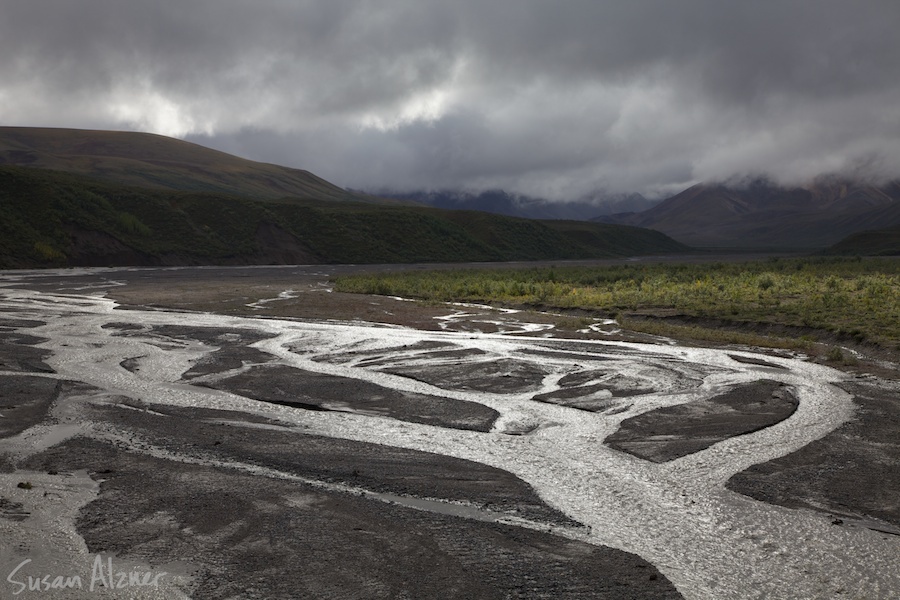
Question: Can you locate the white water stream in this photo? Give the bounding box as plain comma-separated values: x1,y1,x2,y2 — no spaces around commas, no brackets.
1,275,898,599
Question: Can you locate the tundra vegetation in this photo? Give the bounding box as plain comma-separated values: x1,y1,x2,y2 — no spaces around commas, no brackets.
0,165,686,267
334,257,900,357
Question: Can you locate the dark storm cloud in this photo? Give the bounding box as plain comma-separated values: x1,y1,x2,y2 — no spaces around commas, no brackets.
3,0,900,198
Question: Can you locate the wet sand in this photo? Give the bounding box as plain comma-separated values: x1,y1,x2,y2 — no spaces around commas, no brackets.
606,380,799,462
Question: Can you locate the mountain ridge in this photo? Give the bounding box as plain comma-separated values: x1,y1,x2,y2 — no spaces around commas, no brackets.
597,178,900,248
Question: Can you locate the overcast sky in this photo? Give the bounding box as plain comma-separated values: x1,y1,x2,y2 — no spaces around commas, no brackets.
3,0,900,199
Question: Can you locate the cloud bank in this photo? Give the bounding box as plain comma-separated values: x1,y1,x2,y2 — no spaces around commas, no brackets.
3,0,899,198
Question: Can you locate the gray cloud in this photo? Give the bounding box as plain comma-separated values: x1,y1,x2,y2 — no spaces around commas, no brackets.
3,0,900,198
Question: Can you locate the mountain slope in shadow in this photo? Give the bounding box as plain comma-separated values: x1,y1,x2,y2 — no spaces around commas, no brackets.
598,177,900,249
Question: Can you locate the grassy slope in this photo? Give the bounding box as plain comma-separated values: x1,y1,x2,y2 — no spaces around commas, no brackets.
0,166,689,268
0,126,381,203
823,225,900,256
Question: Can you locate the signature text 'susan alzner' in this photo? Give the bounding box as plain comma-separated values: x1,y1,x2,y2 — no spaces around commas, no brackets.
6,555,168,595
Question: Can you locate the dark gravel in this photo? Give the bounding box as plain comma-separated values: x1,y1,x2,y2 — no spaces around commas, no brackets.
727,379,900,534
606,380,798,462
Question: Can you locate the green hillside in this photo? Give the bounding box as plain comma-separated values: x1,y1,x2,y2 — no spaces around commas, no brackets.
0,165,689,268
0,126,385,203
823,225,900,256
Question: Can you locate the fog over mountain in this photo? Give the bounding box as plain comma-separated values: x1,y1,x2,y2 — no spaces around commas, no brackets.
374,189,658,221
2,1,899,200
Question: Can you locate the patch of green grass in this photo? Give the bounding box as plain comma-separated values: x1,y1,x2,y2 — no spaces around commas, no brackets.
334,257,900,348
552,315,599,331
618,317,812,350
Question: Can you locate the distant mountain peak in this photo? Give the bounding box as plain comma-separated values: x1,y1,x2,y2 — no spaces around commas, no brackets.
599,175,900,248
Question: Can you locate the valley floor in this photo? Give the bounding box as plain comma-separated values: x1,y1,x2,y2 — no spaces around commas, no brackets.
0,262,898,599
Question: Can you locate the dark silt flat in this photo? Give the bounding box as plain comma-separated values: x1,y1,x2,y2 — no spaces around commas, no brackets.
728,380,900,533
23,436,681,600
105,323,280,378
0,332,54,373
727,354,789,370
382,357,549,394
606,379,798,462
202,364,499,432
0,375,62,439
81,402,571,526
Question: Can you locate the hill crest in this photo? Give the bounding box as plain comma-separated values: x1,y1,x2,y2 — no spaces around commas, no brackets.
0,126,385,203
